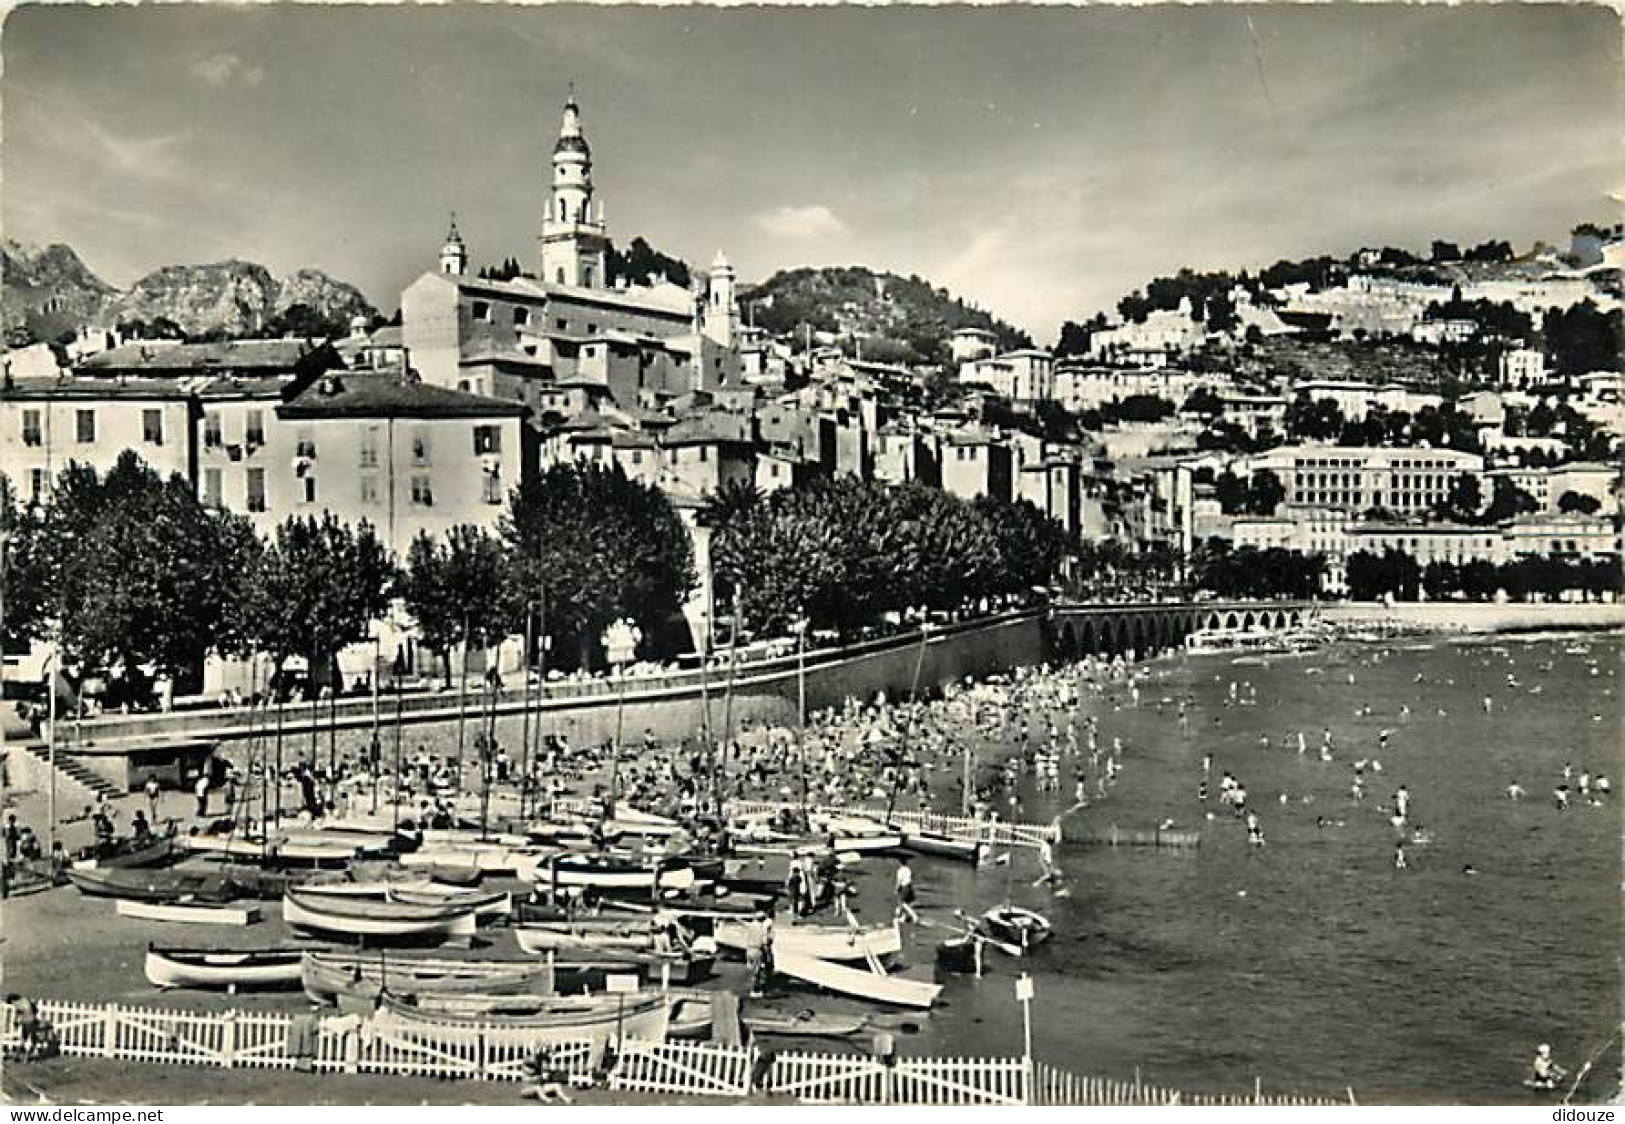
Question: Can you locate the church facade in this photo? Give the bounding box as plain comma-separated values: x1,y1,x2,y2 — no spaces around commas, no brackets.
401,93,742,415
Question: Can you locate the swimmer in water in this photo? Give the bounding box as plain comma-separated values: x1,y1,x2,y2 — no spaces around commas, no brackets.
1506,780,1525,801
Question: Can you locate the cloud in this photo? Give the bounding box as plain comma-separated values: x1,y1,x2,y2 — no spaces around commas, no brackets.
752,204,848,239
189,52,264,88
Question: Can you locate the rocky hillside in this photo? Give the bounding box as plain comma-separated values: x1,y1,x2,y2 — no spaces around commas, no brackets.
110,261,375,338
3,239,376,343
2,239,119,341
742,265,1032,365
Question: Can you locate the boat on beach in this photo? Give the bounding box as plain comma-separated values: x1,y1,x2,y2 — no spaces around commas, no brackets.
741,1005,870,1039
144,945,304,989
980,905,1052,953
374,989,673,1044
115,899,260,925
282,888,477,939
531,852,697,892
302,950,564,1005
901,831,986,863
772,949,941,1009
71,832,177,871
67,866,241,904
715,919,901,961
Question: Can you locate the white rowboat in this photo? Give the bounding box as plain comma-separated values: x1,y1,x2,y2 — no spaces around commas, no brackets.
116,900,261,926
772,949,941,1009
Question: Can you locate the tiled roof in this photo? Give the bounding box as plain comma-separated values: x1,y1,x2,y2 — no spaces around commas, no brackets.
77,339,334,374
278,372,524,419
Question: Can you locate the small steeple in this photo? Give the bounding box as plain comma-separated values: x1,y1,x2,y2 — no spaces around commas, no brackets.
439,211,468,277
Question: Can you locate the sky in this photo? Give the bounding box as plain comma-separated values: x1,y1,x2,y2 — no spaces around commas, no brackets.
4,3,1620,343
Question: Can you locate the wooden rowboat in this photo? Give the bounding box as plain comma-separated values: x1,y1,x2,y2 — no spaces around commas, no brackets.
375,989,672,1044
741,1006,870,1039
981,905,1052,954
512,923,680,955
68,866,239,904
302,950,557,1006
716,920,902,962
116,899,260,926
413,987,716,1040
71,832,177,871
772,949,941,1009
387,886,511,918
282,888,477,939
144,944,303,989
901,831,986,863
534,853,697,893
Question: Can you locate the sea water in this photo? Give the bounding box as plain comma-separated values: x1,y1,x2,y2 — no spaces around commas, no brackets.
903,633,1621,1104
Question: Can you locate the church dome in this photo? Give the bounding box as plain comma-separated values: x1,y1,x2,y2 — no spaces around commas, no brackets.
554,134,591,158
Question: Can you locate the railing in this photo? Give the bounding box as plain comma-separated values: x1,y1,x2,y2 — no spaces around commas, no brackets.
50,608,1043,747
1,997,1353,1104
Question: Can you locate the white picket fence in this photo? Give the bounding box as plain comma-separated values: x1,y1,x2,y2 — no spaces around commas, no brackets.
1,999,1351,1104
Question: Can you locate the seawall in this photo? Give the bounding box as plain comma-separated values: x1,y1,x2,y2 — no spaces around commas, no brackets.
1319,601,1625,634
42,613,1047,775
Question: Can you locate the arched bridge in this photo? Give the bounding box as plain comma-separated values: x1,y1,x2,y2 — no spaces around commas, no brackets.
1047,601,1317,659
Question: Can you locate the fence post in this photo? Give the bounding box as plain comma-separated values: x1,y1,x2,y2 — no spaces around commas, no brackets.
102,1004,119,1059
221,1011,237,1069
1022,1056,1036,1105
343,1022,361,1075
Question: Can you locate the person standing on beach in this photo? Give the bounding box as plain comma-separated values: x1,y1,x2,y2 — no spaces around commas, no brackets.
144,774,161,820
194,771,210,818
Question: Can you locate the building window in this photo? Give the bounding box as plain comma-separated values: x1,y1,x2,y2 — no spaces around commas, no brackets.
246,468,266,512
586,324,599,335
28,468,46,503
202,468,223,508
76,409,96,444
473,425,501,455
472,301,491,322
513,307,530,326
359,474,379,505
295,431,317,460
203,413,222,448
246,409,265,448
21,409,41,447
482,470,502,505
301,476,317,504
359,426,379,468
410,475,434,506
556,318,569,331
412,432,432,466
142,409,164,446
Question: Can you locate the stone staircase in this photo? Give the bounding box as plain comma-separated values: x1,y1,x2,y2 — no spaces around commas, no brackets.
12,742,123,804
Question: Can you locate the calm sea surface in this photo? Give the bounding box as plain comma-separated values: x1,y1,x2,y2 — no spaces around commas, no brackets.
896,632,1621,1104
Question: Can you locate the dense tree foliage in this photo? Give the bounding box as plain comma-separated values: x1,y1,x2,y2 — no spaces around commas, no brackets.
1543,302,1622,376
242,513,396,691
1189,539,1325,599
1557,491,1603,516
1212,469,1285,516
399,526,513,686
607,237,692,289
707,478,1065,638
0,475,46,653
23,453,262,698
504,463,694,668
1358,549,1619,603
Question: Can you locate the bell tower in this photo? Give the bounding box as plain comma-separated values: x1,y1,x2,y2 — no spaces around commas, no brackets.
540,88,610,289
439,212,467,277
